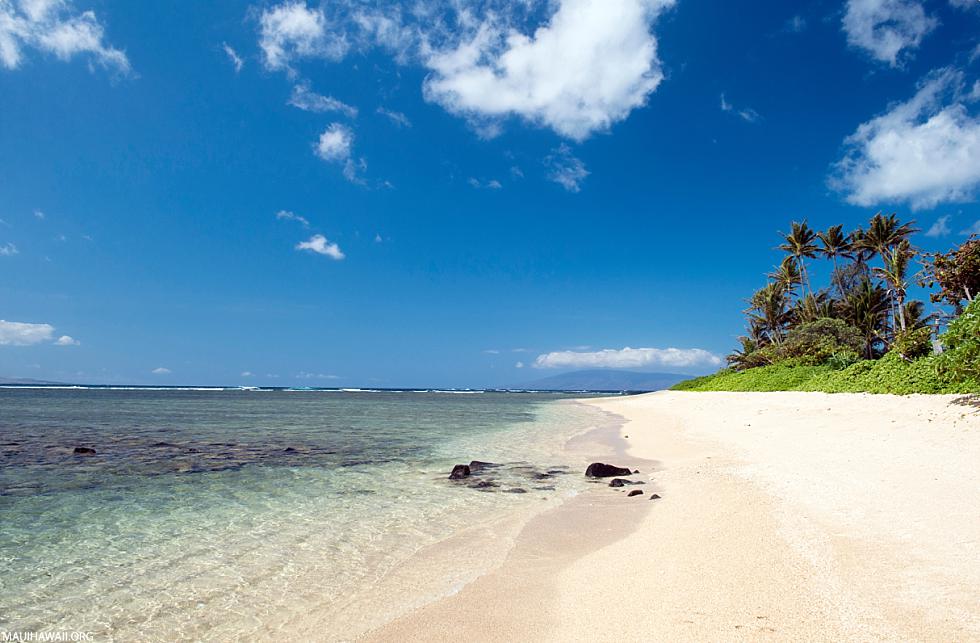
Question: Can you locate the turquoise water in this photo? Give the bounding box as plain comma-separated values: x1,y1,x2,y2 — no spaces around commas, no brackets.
0,389,617,640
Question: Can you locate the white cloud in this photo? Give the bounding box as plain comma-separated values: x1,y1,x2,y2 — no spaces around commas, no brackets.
925,214,952,237
374,233,383,243
33,209,44,219
720,93,760,123
223,42,244,72
483,349,501,354
54,334,79,346
241,371,253,377
0,0,130,73
422,0,675,141
515,361,525,368
296,234,345,259
296,371,341,379
376,106,411,127
468,177,503,189
275,209,309,227
962,220,980,236
545,144,588,192
315,123,365,183
0,242,17,256
785,15,806,33
842,0,937,67
258,1,346,73
949,0,977,8
288,81,357,117
0,319,54,345
533,346,722,369
832,68,980,210
151,367,171,375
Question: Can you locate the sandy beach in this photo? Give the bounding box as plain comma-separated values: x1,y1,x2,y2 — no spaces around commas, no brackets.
364,391,980,642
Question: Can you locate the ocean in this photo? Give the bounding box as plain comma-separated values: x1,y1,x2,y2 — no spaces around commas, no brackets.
0,388,621,640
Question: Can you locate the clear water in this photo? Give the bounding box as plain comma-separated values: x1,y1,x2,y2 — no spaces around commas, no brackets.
0,389,618,640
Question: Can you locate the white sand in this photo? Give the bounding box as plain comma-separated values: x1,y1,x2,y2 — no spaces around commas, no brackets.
362,391,980,642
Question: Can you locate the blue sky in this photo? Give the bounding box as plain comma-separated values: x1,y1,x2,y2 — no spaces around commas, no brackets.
1,0,979,387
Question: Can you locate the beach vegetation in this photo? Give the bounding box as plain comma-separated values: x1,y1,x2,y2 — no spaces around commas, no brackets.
678,214,980,395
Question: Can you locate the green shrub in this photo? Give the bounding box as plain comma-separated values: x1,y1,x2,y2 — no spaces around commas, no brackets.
890,327,933,361
938,298,980,381
779,318,865,365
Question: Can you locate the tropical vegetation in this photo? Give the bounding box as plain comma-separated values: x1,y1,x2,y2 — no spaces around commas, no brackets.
674,213,980,394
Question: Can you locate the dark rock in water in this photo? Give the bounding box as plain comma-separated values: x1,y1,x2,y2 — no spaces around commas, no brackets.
633,469,640,474
649,493,661,500
610,478,646,487
627,489,643,497
282,447,298,453
532,472,554,480
73,447,96,455
533,485,556,491
546,469,570,475
503,488,527,494
468,460,496,472
585,463,632,478
150,442,180,448
469,480,499,489
449,464,471,479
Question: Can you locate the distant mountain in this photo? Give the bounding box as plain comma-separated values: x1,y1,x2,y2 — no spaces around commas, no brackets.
0,376,67,385
514,369,689,392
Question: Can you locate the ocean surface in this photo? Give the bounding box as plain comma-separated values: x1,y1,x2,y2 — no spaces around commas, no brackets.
0,388,620,640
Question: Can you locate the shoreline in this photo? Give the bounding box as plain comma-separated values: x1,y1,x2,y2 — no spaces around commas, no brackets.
361,391,980,641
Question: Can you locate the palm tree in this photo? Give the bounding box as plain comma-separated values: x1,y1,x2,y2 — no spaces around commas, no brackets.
840,278,890,359
779,221,819,295
747,282,793,346
817,224,852,296
769,256,802,300
874,239,914,334
795,291,834,325
854,213,918,342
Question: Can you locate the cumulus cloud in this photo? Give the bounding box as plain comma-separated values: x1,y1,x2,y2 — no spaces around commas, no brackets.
545,144,588,192
376,106,411,127
33,209,44,219
275,209,309,227
258,1,347,73
533,346,722,369
54,334,79,346
288,81,358,117
831,68,980,209
151,367,171,375
841,0,937,67
314,122,365,182
422,0,674,140
0,242,17,256
241,371,253,377
0,0,130,73
0,319,55,345
296,234,345,259
223,42,243,72
925,214,952,237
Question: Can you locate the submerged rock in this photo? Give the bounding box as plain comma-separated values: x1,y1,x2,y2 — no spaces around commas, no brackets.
503,488,528,494
610,478,644,488
627,489,644,497
585,463,632,478
468,460,496,472
449,464,471,480
649,493,661,500
73,447,96,455
469,480,499,489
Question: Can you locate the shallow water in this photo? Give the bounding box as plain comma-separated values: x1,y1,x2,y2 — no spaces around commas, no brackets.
0,389,618,640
